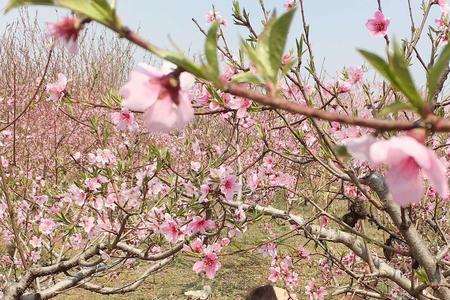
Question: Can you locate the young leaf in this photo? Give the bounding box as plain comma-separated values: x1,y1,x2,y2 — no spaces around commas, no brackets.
204,22,220,79
415,269,431,285
152,48,205,79
359,47,424,112
5,0,117,27
389,42,423,110
358,50,401,89
231,72,262,85
378,101,415,117
59,0,116,26
267,9,295,78
255,14,277,80
242,39,270,80
427,41,450,102
4,0,53,13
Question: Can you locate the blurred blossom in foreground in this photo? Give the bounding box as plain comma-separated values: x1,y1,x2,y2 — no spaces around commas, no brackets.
120,62,194,133
345,135,448,206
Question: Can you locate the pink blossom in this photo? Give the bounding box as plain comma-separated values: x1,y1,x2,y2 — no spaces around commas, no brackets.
81,216,96,233
190,161,201,172
441,33,449,45
247,172,261,192
192,251,221,279
282,54,293,64
30,251,41,263
268,265,281,282
346,135,449,206
280,255,293,273
120,63,194,133
234,206,246,222
437,0,449,14
436,14,448,28
69,233,83,249
47,16,81,53
160,217,184,243
284,270,299,289
189,238,205,253
72,152,81,161
337,80,352,94
39,218,57,235
151,246,161,253
220,175,241,200
87,149,117,167
220,66,236,83
66,184,86,206
348,67,364,85
29,236,42,249
199,182,211,203
228,97,252,118
259,243,278,259
284,0,297,10
305,280,327,300
34,195,48,207
192,140,202,155
111,108,138,132
220,237,230,247
319,215,329,227
46,73,67,101
366,11,390,37
298,246,311,259
187,216,216,234
263,155,275,170
206,9,227,26
0,156,8,168
85,177,101,192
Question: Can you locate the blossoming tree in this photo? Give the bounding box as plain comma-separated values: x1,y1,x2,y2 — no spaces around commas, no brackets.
1,0,450,299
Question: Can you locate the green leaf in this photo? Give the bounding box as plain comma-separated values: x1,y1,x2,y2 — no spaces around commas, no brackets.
379,101,415,116
56,213,71,225
335,145,349,157
152,48,205,79
427,41,450,102
5,0,117,27
4,0,53,13
359,47,424,112
255,123,265,139
204,22,220,79
254,13,277,81
389,42,423,110
267,9,295,78
231,72,262,85
415,269,431,285
60,0,115,25
242,39,271,79
359,50,401,89
280,59,296,77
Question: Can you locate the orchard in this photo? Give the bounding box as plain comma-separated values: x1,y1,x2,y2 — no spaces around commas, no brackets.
0,0,450,299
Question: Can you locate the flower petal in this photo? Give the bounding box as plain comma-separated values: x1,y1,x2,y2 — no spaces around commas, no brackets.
143,93,193,133
385,158,424,206
422,149,449,199
120,63,162,112
344,135,377,161
370,136,431,169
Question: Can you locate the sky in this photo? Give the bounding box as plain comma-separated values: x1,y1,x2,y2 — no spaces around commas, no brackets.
0,0,444,85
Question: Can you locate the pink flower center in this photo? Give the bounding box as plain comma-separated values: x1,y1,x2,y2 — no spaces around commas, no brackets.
121,112,131,121
375,22,386,32
224,179,233,190
204,255,215,267
55,17,80,42
150,69,183,105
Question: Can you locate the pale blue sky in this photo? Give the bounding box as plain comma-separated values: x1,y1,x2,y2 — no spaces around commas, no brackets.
0,1,444,84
